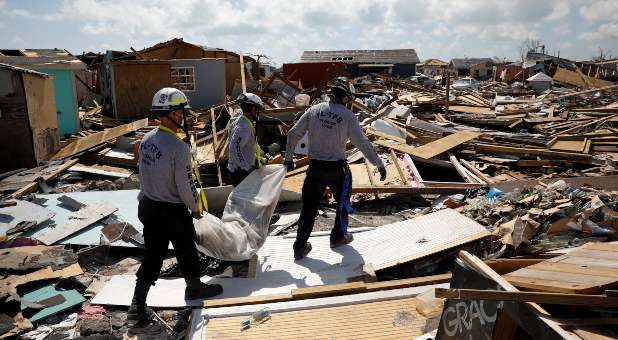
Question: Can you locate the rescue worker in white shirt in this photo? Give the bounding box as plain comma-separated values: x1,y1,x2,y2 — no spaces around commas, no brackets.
284,81,387,260
128,88,222,323
227,93,266,186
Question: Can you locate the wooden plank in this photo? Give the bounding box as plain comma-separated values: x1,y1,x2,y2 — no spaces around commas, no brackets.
474,143,595,162
550,140,587,153
458,251,577,339
239,53,246,93
363,158,379,200
435,288,618,307
52,118,148,160
448,105,492,114
10,159,79,199
389,150,408,185
209,108,223,186
407,131,481,159
202,274,451,308
449,154,481,183
34,203,118,245
69,163,133,178
503,243,618,293
460,159,494,184
291,282,367,299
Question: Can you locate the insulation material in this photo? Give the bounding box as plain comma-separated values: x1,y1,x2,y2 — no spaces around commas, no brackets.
195,165,285,261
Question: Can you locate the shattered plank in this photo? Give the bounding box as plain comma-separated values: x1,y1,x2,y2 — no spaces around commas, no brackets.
34,203,118,245
52,118,148,160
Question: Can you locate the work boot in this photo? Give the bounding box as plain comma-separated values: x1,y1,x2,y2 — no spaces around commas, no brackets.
330,233,354,248
294,242,312,260
184,278,223,300
127,282,154,323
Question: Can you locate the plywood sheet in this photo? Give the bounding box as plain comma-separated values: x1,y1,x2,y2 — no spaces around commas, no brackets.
352,208,490,271
52,118,147,160
0,200,55,236
34,202,118,245
202,296,436,340
407,131,481,159
553,67,613,88
504,242,618,293
550,140,586,153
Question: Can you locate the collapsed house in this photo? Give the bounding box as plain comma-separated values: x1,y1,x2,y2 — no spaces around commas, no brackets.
448,57,494,77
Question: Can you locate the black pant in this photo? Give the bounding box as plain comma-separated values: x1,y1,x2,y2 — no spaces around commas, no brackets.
294,160,352,254
230,169,251,187
136,196,200,286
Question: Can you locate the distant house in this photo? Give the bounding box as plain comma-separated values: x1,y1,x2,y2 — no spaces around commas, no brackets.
136,38,257,95
416,59,448,76
282,62,350,89
300,49,420,78
0,63,59,172
0,49,86,137
449,58,493,77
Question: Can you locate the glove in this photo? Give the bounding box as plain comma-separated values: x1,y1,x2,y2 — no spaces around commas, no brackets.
192,211,202,220
378,166,387,181
284,161,295,171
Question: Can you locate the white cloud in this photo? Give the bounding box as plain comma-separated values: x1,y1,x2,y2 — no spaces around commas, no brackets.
544,0,570,21
579,0,618,22
579,21,618,40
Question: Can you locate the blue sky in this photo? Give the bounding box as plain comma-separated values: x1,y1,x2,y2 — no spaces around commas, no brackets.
1,0,617,65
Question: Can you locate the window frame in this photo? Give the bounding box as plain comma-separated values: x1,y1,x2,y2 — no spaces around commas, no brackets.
171,66,196,92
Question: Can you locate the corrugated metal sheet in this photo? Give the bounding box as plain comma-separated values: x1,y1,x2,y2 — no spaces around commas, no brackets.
301,49,419,64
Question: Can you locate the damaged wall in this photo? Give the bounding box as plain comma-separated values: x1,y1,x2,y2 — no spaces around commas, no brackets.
0,68,57,172
170,59,225,109
111,61,172,121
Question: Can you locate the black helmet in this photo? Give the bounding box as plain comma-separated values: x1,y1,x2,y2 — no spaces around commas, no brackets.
330,80,355,100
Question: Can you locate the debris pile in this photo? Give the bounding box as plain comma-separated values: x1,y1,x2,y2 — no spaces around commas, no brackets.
1,42,618,339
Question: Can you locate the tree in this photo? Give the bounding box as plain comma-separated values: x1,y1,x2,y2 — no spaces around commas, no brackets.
518,38,544,62
591,47,615,62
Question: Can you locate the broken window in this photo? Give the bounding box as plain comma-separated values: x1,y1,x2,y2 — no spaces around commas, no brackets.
171,67,195,92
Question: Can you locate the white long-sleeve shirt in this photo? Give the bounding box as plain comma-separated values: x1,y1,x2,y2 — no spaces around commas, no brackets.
285,102,384,168
227,111,256,172
138,128,199,212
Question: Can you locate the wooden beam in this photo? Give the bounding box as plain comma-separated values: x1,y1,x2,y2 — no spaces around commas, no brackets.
203,273,452,308
239,53,247,94
52,118,148,160
210,108,223,186
10,159,79,198
390,150,409,185
473,143,595,162
363,158,379,200
458,251,576,339
435,288,618,307
460,159,494,184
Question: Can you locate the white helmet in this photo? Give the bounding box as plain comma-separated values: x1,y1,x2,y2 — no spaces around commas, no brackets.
237,93,263,109
151,87,191,115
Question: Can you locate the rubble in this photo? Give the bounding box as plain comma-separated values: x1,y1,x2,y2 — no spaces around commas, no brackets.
1,39,618,339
